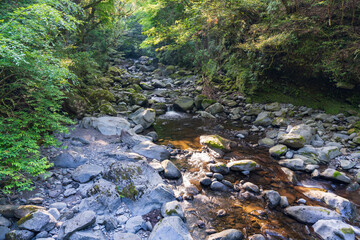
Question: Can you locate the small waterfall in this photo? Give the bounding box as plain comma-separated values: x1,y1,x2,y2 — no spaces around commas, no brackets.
159,104,187,119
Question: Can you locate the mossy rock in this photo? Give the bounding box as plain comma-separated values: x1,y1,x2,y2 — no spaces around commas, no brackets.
89,89,115,104
98,103,117,116
131,93,148,106
174,97,194,112
108,66,123,76
63,92,89,118
227,160,258,172
195,95,207,109
201,99,216,109
353,136,360,145
200,135,235,151
269,144,288,158
165,65,176,74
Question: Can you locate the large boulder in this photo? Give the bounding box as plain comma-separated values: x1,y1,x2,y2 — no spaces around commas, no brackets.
284,206,341,224
227,160,258,172
304,190,357,218
174,97,194,112
254,111,273,126
72,164,104,183
278,124,315,148
312,219,356,240
205,103,224,115
132,141,170,160
81,117,131,136
320,169,351,183
17,210,56,232
148,216,193,240
207,229,244,240
58,211,96,240
52,151,87,168
129,108,156,129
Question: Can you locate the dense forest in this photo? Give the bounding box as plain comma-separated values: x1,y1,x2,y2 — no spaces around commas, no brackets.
0,0,359,193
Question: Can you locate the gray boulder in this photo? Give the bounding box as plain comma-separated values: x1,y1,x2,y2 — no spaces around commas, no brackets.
263,190,281,209
248,234,265,240
161,201,184,220
72,164,103,183
207,229,244,240
227,160,258,172
304,190,357,218
210,181,228,192
320,169,351,183
206,103,224,115
0,226,9,240
161,160,181,179
278,124,315,148
254,111,272,126
284,206,341,224
69,231,105,240
58,211,96,240
174,97,194,112
81,116,131,136
269,145,287,158
129,108,156,129
125,216,147,233
265,102,281,111
208,163,230,175
148,216,193,240
278,159,305,171
132,141,170,160
52,151,87,168
312,219,355,240
0,215,11,227
18,210,56,232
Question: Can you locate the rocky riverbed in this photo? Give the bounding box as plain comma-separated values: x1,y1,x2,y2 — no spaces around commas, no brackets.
1,57,360,240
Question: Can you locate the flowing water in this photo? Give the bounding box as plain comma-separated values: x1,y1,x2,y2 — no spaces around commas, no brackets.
154,113,360,239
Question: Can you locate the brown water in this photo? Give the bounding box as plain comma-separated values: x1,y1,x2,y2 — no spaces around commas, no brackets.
154,116,360,239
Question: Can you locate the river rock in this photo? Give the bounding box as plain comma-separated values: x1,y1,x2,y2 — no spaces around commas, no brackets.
242,182,260,193
58,211,96,240
18,210,56,232
320,168,351,183
269,145,287,158
284,206,341,224
129,108,156,129
148,216,193,240
162,160,182,179
161,201,184,220
258,138,275,147
313,219,356,240
304,190,357,218
0,215,11,228
209,163,230,175
281,167,298,184
340,160,357,170
174,97,194,111
248,234,265,240
207,229,244,240
0,226,9,240
279,159,305,171
113,232,141,240
200,177,212,186
200,135,235,151
0,205,18,218
14,205,45,219
210,181,228,191
263,190,281,209
206,103,224,115
81,116,131,136
69,230,105,240
278,124,315,148
254,111,273,126
72,164,103,183
5,230,34,240
52,151,87,168
133,141,170,160
227,160,258,172
125,216,147,233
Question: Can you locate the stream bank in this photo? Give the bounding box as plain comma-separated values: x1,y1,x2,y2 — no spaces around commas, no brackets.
0,57,360,240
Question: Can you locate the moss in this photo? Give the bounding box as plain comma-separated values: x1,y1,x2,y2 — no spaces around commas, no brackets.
165,209,178,216
119,182,138,201
333,171,342,178
341,228,354,234
98,103,117,116
250,162,257,167
17,213,34,225
88,89,115,103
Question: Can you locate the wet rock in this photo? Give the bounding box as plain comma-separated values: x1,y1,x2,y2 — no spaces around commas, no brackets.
305,164,319,172
162,160,182,179
346,182,359,192
5,230,34,240
284,206,341,224
148,216,193,240
278,124,315,148
129,108,156,129
285,151,294,159
313,219,355,240
254,111,273,126
209,163,230,175
320,168,351,183
125,216,147,233
161,201,184,220
200,177,212,186
242,182,260,193
113,232,141,240
52,151,87,168
149,160,164,172
227,160,258,172
133,141,170,160
17,210,56,232
279,159,305,171
207,229,244,240
174,97,194,112
269,145,287,158
280,196,289,208
258,138,275,147
213,173,224,181
304,190,357,218
263,190,281,209
200,135,235,151
248,234,265,240
210,181,228,191
72,164,103,183
81,116,131,136
206,103,224,115
58,211,96,240
146,131,159,142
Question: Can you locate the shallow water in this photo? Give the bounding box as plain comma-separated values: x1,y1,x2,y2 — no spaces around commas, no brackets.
154,115,360,239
